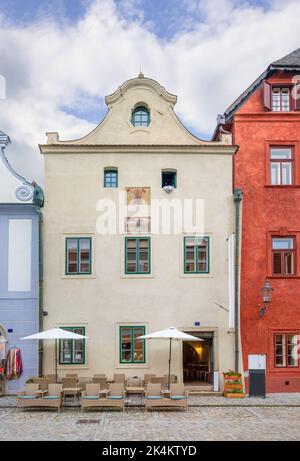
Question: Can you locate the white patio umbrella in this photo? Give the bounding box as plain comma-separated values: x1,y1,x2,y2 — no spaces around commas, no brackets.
137,326,202,388
21,328,88,382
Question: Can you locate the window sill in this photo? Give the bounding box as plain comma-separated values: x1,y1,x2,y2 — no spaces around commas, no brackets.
268,275,300,279
265,185,300,188
115,364,149,369
61,275,95,279
180,273,214,279
121,274,154,279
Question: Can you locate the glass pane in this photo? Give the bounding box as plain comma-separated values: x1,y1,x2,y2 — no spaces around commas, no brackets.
79,239,90,273
275,335,286,366
272,238,294,250
67,239,78,273
270,148,292,160
185,238,196,272
121,328,132,362
162,172,176,187
61,339,72,364
133,107,149,126
105,170,117,187
284,252,294,275
282,163,292,185
138,239,149,273
281,89,290,111
272,89,280,111
270,163,280,185
73,340,84,364
126,239,137,273
287,335,298,366
133,328,144,362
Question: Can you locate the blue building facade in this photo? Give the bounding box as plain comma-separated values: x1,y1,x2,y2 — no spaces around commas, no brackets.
0,131,43,394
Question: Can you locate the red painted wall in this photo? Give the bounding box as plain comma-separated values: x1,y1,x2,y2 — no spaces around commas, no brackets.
232,71,300,392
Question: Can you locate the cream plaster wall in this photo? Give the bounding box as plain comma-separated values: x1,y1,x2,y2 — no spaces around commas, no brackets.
42,151,235,382
41,76,236,385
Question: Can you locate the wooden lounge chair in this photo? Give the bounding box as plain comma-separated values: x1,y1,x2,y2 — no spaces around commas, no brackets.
92,377,107,388
66,373,78,378
38,384,63,412
61,377,80,403
17,384,40,410
168,384,189,410
45,374,57,383
113,373,126,383
83,383,126,411
144,383,165,411
94,373,106,378
32,378,50,390
144,374,155,385
145,383,188,412
81,384,101,411
126,377,144,395
150,376,166,387
62,377,78,387
164,374,177,384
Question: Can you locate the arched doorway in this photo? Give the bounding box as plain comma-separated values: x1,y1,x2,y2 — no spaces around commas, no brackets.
0,324,7,395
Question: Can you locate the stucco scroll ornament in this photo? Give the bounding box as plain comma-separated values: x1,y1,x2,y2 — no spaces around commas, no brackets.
15,183,34,201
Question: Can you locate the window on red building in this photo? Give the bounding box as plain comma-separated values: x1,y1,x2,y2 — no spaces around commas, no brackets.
272,237,295,275
272,87,290,111
270,147,293,185
263,80,300,111
275,333,299,367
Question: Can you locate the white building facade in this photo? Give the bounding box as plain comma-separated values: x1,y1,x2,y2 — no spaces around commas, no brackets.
40,75,237,389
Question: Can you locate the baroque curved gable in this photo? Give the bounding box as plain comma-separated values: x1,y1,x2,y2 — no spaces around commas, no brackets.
44,75,208,146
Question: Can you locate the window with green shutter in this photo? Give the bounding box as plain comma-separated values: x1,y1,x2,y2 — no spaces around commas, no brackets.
59,327,86,365
119,326,146,364
125,237,151,274
65,238,92,275
184,236,209,274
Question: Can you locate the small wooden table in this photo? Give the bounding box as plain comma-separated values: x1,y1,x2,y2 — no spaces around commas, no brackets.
34,390,48,397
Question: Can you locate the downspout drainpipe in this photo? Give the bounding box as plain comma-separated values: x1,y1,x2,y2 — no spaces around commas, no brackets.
233,189,243,372
37,208,44,376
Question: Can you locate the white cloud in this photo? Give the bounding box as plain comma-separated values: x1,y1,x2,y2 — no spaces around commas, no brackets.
0,0,299,185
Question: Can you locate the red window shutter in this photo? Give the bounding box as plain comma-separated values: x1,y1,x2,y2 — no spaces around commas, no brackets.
272,252,282,274
263,80,272,110
293,82,300,111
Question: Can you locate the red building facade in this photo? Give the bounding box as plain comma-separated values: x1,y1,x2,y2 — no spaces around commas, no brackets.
215,49,300,392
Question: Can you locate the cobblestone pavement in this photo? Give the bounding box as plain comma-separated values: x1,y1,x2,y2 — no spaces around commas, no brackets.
1,394,300,440
0,406,300,441
3,393,300,408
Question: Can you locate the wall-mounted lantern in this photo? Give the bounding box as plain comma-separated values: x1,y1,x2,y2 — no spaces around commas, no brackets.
259,278,273,318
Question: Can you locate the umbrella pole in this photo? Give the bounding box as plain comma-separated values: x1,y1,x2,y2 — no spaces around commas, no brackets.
168,338,172,389
55,338,58,383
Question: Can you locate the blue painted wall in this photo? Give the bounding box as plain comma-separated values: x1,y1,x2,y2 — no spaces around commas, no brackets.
0,204,39,394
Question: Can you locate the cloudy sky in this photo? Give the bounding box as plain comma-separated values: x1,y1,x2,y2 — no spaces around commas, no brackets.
0,0,299,184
